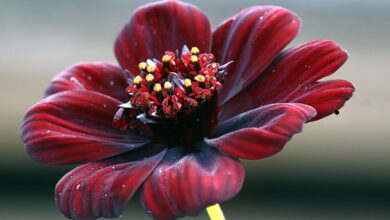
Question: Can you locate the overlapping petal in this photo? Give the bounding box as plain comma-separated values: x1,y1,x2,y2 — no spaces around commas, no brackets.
206,103,316,160
212,6,301,106
55,145,166,220
140,145,244,220
20,90,151,165
115,0,211,74
45,62,128,102
219,40,354,121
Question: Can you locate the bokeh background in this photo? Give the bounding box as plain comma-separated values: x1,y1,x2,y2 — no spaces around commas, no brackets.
1,0,389,219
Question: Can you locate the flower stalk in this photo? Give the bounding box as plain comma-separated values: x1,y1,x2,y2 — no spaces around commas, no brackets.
206,203,225,220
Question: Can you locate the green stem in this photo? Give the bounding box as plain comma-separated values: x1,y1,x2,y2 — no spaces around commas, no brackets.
206,203,225,220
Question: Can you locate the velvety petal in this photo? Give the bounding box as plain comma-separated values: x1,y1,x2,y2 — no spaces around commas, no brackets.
20,90,151,165
55,145,166,220
140,144,244,220
115,0,211,74
205,103,316,160
212,6,301,105
45,62,128,102
219,40,353,121
287,80,354,121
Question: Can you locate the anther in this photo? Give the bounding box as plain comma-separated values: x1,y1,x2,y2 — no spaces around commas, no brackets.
184,79,192,94
194,75,206,88
164,81,173,96
146,73,155,93
133,75,142,89
162,55,172,70
154,83,164,103
147,65,155,74
191,47,199,56
191,55,201,73
139,62,147,73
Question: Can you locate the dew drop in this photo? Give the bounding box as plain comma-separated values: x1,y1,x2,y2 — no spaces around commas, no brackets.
76,184,80,190
110,81,114,86
272,69,275,73
260,16,264,20
122,184,126,188
104,193,108,197
112,166,116,170
87,76,92,80
103,104,106,108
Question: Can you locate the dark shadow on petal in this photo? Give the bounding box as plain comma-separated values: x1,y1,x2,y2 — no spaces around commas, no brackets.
140,144,244,220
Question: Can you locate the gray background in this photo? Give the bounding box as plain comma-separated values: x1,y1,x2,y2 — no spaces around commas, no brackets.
1,0,389,219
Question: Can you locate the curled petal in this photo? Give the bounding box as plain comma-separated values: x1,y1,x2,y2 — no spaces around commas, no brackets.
206,103,316,160
288,80,354,120
20,90,151,165
115,0,211,74
219,40,353,121
55,145,166,220
140,145,244,220
212,6,300,105
45,62,128,102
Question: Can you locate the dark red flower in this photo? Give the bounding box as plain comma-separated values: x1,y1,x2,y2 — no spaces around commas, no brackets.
20,1,354,220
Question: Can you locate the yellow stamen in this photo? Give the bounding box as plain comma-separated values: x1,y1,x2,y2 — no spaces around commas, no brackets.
191,55,199,63
164,81,172,90
206,204,225,220
162,54,172,62
184,79,192,87
191,47,200,55
146,73,154,82
147,65,155,73
154,83,162,92
194,75,205,83
138,62,147,70
133,75,142,84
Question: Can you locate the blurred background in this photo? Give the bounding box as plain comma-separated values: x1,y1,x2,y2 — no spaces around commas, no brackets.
1,0,389,219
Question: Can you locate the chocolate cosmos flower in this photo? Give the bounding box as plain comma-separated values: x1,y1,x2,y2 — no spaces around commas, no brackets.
20,1,354,220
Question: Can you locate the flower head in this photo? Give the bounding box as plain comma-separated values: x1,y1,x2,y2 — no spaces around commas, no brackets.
20,1,354,219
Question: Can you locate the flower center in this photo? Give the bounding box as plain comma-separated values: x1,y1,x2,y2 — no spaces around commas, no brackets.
113,46,230,147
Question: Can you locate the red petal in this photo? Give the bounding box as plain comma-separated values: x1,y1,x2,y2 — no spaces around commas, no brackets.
20,90,151,165
45,62,128,102
115,1,211,74
219,40,353,121
140,145,244,220
205,103,316,160
288,80,354,121
55,145,166,219
212,6,300,105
